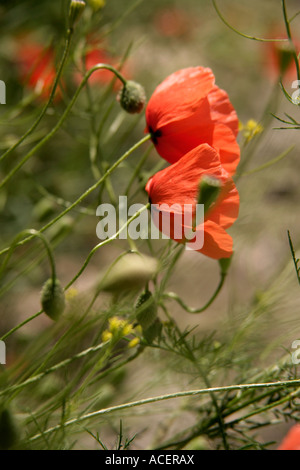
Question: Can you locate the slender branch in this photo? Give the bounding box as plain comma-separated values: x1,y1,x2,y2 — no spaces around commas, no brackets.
28,378,300,443
0,28,73,164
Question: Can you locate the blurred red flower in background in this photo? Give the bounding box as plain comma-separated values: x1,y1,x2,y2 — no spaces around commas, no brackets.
278,424,300,450
75,42,131,90
263,29,300,83
153,7,193,38
145,67,240,176
15,39,60,101
145,143,239,260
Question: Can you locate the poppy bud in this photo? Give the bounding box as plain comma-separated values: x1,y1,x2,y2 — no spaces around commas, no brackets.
69,0,86,28
135,290,157,330
119,80,146,114
197,174,222,215
0,408,18,450
99,253,157,294
41,278,65,321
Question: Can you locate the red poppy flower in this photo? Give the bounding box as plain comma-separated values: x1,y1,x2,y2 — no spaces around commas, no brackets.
145,143,239,260
16,40,60,101
278,424,300,450
145,67,240,176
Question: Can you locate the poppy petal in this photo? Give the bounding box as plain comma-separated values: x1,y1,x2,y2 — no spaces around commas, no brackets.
146,67,215,130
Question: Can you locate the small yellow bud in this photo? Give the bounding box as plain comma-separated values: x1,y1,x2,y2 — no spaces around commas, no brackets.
65,287,79,301
242,119,263,143
87,0,105,11
128,337,140,348
102,330,113,342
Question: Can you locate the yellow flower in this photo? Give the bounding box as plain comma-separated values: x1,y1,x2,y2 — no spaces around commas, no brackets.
242,119,263,143
102,330,113,342
88,0,105,11
128,337,140,348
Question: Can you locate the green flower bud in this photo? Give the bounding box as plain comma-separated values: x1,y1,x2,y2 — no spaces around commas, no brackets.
197,174,222,215
99,253,158,294
135,290,157,330
69,0,86,28
119,81,146,114
0,408,18,450
41,278,65,321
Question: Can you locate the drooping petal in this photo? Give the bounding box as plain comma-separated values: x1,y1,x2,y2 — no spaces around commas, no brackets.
196,221,233,259
146,143,222,206
145,144,239,260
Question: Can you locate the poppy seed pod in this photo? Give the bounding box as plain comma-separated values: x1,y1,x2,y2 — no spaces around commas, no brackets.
41,278,65,321
119,80,146,114
135,290,157,330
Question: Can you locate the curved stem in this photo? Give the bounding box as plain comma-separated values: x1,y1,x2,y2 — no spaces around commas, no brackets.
0,134,151,259
64,204,150,291
0,28,73,164
0,64,127,190
163,271,226,314
0,229,57,285
212,0,288,43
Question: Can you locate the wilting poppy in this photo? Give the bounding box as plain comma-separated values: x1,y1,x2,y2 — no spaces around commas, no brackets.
15,39,60,101
278,424,300,450
145,67,240,176
145,143,239,260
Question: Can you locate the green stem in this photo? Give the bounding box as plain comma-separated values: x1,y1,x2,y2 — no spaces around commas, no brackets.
0,229,57,285
163,272,226,313
27,378,300,444
0,341,109,398
0,64,127,190
64,203,150,291
0,134,151,259
0,28,73,164
212,0,289,43
282,0,300,82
